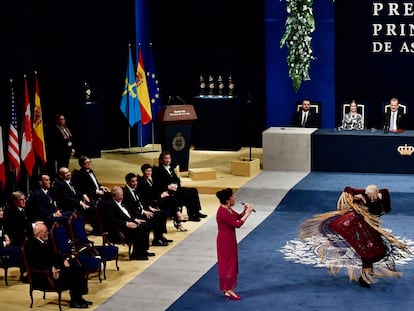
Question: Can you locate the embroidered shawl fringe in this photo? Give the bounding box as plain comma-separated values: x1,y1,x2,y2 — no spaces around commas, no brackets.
299,191,410,283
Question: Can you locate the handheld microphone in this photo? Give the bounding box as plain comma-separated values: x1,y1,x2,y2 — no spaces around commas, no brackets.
241,202,256,212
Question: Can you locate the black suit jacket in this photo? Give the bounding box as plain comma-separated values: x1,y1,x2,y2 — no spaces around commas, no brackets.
102,199,135,233
152,165,181,194
4,205,33,246
53,179,83,212
136,176,159,206
71,168,101,201
291,109,320,128
122,186,147,217
382,110,407,130
26,237,62,271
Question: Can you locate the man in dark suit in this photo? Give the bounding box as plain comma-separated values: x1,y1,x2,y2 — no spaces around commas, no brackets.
71,155,109,203
382,97,407,132
71,155,108,232
122,173,169,246
101,186,154,260
28,174,71,227
26,222,92,308
47,114,75,177
3,191,33,247
152,151,207,222
53,167,90,214
291,99,320,128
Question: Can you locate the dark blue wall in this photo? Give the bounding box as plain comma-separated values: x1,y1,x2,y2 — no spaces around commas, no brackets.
265,0,335,129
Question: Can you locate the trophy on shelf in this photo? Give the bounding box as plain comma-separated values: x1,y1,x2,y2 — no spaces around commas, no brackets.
199,74,206,97
208,75,215,96
84,81,93,102
218,75,225,97
228,75,235,97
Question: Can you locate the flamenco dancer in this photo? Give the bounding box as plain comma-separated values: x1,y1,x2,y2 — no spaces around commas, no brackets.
300,185,410,288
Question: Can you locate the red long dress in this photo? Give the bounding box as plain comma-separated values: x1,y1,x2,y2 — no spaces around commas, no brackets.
216,205,245,291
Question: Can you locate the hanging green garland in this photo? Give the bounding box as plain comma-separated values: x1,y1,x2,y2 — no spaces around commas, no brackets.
280,0,315,92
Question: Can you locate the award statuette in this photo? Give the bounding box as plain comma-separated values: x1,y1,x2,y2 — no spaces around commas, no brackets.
199,74,206,97
228,75,235,97
208,75,215,96
84,81,92,102
218,75,224,97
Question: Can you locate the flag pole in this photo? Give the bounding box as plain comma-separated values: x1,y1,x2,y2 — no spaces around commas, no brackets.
128,126,131,152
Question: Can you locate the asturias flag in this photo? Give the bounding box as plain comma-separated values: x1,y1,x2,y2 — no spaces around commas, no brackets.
120,46,141,127
33,73,47,166
136,46,152,125
21,77,35,177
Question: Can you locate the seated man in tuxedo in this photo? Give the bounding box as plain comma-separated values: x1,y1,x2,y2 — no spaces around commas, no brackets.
101,186,154,260
26,222,92,308
122,173,169,247
152,151,207,222
291,99,320,128
382,97,407,132
71,155,109,232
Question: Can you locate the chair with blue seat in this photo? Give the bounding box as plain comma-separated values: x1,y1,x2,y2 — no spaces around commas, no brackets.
68,211,119,280
0,250,22,286
49,220,102,283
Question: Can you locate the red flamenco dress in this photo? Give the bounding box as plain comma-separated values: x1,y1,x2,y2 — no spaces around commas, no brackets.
300,187,410,285
216,205,245,292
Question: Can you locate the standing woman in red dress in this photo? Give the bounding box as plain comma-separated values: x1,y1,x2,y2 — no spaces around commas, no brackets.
216,188,254,300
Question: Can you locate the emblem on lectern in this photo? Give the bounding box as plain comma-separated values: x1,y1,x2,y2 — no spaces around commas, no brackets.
172,132,185,151
397,144,414,156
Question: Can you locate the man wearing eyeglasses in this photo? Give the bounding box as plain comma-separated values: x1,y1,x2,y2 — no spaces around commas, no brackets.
3,191,33,247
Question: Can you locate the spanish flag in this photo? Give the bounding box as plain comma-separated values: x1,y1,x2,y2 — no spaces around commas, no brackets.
32,73,47,166
136,46,152,125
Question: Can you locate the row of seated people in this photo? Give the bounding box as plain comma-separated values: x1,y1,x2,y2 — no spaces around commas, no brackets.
2,151,208,265
0,198,98,308
293,97,407,132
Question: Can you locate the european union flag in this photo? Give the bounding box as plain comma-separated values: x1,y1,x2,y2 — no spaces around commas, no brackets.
146,44,162,119
120,46,141,127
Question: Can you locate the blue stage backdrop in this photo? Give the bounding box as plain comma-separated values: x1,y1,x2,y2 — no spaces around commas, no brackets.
265,0,335,129
335,0,414,129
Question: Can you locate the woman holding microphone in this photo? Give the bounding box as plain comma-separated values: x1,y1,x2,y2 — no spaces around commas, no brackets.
215,188,254,300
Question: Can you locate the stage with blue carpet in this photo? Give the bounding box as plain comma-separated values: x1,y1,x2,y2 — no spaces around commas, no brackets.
167,172,414,311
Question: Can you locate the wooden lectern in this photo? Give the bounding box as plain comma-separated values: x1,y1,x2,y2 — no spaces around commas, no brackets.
157,105,197,171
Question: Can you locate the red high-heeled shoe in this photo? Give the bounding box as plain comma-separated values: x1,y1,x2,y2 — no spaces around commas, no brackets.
224,292,241,300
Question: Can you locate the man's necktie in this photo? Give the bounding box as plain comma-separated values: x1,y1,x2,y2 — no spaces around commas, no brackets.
390,111,396,131
302,112,308,127
69,182,76,193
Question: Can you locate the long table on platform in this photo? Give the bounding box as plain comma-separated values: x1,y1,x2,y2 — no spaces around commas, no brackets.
262,127,414,174
313,129,414,173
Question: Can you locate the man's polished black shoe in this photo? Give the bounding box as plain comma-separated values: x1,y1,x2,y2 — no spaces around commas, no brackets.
146,251,156,256
70,300,89,308
197,212,207,218
163,238,173,243
152,240,168,246
188,217,201,222
80,298,93,306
